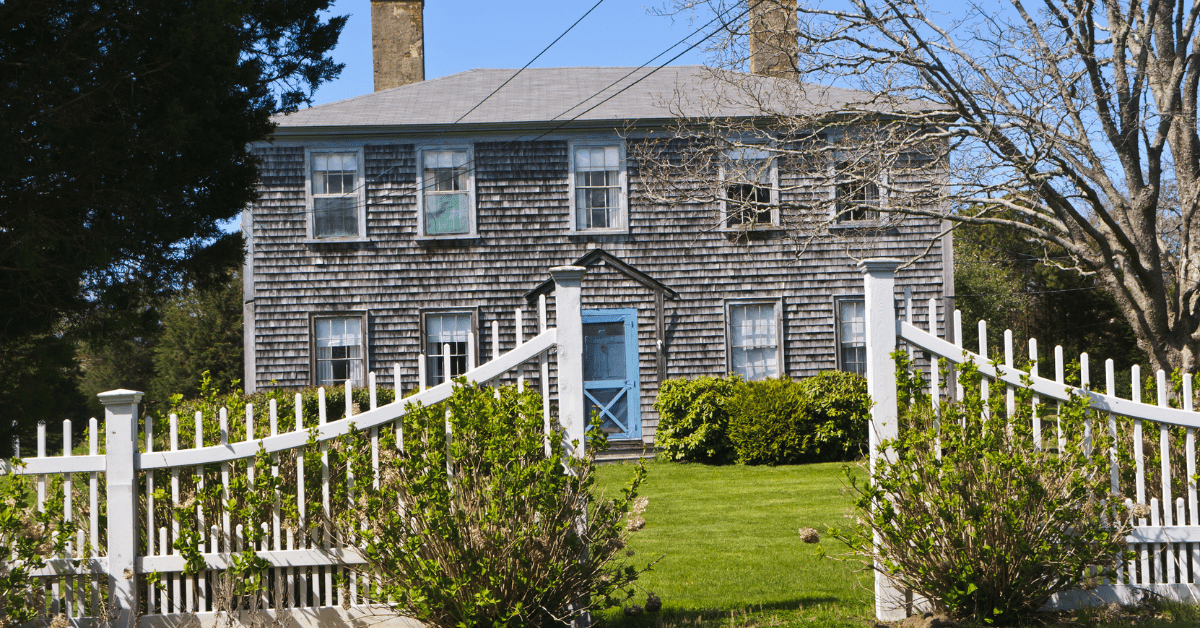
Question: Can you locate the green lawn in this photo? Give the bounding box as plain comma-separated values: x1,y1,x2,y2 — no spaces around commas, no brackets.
592,460,875,628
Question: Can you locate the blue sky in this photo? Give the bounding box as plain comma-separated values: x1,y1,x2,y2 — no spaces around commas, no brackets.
310,0,713,106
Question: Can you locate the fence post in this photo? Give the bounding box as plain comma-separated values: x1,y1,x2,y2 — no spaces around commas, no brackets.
98,389,144,628
550,265,587,458
859,259,906,621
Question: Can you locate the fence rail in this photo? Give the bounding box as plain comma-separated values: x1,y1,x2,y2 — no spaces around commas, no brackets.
862,258,1200,621
5,266,589,628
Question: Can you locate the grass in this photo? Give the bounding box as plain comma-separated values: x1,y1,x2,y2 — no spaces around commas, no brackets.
592,460,875,628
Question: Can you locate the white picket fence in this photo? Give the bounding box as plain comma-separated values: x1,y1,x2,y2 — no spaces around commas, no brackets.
8,266,590,628
861,259,1200,620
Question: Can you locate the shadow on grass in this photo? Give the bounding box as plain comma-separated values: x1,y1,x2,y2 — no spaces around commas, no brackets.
597,596,873,628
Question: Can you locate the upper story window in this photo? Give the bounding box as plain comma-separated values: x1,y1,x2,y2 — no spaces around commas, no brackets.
836,298,867,375
725,299,783,380
721,146,778,228
419,148,475,237
834,164,882,223
308,150,366,239
313,315,365,387
570,144,627,232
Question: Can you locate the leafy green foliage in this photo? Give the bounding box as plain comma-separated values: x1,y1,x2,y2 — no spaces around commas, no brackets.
655,373,869,466
831,352,1130,624
728,373,869,466
0,469,71,627
337,380,651,628
654,376,741,464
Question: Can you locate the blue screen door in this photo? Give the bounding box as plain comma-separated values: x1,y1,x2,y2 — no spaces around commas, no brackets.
582,309,641,441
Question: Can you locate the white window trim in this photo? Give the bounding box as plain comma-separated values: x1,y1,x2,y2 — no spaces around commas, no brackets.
415,145,477,239
309,311,370,387
829,165,888,228
419,307,480,386
723,297,785,380
567,140,629,233
833,296,866,374
719,143,780,230
304,147,368,241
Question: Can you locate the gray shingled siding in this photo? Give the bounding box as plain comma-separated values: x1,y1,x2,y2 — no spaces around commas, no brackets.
249,136,945,446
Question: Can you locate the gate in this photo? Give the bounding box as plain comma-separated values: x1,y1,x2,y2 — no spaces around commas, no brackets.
861,259,1200,620
8,266,589,628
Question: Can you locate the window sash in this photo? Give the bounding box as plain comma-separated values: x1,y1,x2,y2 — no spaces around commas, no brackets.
838,300,867,375
312,152,360,237
729,303,779,380
574,146,622,230
834,164,882,222
314,317,364,386
422,150,471,235
425,313,472,386
722,148,775,226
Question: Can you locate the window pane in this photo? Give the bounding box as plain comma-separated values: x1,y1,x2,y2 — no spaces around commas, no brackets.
729,304,778,380
314,197,357,237
585,387,628,434
424,193,469,235
575,147,621,230
583,322,626,381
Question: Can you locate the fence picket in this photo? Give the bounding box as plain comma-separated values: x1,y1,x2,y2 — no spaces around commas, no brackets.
170,413,181,612
516,308,525,393
1082,353,1092,457
953,310,963,401
1158,371,1174,532
319,387,331,607
1106,360,1119,498
146,413,155,609
1031,339,1041,450
539,294,551,457
1004,330,1014,422
194,410,206,612
978,320,989,422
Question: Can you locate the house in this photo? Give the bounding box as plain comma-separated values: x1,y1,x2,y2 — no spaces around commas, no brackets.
241,0,953,454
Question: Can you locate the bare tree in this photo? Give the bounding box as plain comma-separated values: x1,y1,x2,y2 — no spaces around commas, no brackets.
642,0,1200,375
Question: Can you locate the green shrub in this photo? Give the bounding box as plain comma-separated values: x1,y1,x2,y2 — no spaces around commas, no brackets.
831,353,1130,624
727,373,869,466
338,379,650,628
653,375,741,464
727,377,811,465
795,371,871,461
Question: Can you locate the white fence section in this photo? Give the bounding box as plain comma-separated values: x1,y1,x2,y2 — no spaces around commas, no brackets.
7,266,589,628
862,258,1200,620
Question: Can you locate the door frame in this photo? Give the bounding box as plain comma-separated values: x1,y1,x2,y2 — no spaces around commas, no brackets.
582,308,642,441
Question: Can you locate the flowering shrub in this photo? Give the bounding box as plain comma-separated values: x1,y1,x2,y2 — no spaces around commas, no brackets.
335,379,650,628
831,352,1129,624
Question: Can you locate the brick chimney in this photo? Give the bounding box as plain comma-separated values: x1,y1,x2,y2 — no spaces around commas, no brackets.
748,0,798,78
371,0,425,91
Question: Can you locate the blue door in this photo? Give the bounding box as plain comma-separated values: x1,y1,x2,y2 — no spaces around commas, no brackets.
582,309,641,441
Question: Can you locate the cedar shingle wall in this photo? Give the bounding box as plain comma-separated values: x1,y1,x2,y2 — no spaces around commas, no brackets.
249,136,946,445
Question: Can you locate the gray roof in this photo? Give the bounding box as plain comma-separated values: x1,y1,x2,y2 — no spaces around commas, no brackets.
274,66,929,131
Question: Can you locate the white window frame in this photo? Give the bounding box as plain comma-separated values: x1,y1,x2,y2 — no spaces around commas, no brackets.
568,140,629,233
309,311,369,387
830,164,887,227
719,143,779,229
834,296,867,375
420,308,479,386
416,145,477,239
304,147,367,241
724,298,785,380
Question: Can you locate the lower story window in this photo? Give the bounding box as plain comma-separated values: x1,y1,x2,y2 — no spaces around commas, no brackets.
315,316,364,386
424,311,474,386
727,300,781,380
837,299,866,375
